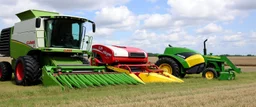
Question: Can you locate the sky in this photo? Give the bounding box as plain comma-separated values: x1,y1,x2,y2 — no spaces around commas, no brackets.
0,0,256,55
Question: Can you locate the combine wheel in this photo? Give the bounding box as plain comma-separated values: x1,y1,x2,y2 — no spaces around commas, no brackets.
0,61,13,81
155,57,180,77
202,68,218,79
14,56,40,86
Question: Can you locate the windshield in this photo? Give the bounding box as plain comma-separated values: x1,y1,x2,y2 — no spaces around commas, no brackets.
45,19,84,49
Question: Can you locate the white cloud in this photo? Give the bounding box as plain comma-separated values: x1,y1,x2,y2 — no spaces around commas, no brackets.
223,33,243,42
167,0,237,21
0,0,54,27
36,0,129,11
143,14,172,29
95,6,138,30
92,28,115,37
252,31,256,38
229,0,256,10
196,23,222,34
233,40,246,47
146,0,158,3
0,0,130,28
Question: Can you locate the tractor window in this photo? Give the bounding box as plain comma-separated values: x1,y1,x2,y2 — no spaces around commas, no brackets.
45,19,84,49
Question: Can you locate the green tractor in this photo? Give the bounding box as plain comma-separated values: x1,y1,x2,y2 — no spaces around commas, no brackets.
155,39,241,80
0,9,142,89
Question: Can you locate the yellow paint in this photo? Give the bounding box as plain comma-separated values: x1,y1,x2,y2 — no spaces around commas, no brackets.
107,66,145,84
138,73,184,83
159,63,172,74
205,71,214,79
129,74,145,84
107,66,184,83
163,72,184,83
185,54,205,67
106,66,130,74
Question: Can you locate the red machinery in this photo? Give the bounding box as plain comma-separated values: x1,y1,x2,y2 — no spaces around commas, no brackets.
91,44,184,83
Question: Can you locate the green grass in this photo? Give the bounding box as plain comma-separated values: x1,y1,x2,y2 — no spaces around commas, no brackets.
0,72,256,107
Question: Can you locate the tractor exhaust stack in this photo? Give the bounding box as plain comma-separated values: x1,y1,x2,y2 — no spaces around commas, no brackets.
203,39,208,55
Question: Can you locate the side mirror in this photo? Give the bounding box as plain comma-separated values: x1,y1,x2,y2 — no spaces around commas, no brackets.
36,18,41,28
92,23,96,33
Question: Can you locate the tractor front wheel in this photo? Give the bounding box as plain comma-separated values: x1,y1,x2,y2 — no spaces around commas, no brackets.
155,57,180,77
0,61,13,81
14,56,40,86
202,68,218,79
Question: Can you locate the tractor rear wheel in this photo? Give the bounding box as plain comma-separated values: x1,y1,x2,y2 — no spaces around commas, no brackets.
0,61,13,81
14,56,40,86
155,57,180,77
202,68,218,79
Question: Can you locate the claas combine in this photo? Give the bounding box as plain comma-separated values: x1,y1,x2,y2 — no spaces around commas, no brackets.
0,9,183,89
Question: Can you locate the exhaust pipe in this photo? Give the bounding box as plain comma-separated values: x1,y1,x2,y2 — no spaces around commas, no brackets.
203,39,208,55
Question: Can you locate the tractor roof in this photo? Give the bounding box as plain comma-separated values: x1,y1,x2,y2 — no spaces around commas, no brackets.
16,9,94,23
16,9,59,21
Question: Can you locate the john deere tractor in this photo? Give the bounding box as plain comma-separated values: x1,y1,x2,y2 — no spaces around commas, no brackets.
156,39,241,80
0,9,143,89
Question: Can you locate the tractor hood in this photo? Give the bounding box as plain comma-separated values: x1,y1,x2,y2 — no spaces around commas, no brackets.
92,44,148,65
159,47,205,68
164,47,199,55
93,44,147,58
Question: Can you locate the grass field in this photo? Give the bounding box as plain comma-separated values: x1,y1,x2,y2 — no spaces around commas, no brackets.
0,57,256,107
0,72,256,107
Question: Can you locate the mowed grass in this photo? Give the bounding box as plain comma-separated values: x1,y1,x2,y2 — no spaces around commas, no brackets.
0,72,256,107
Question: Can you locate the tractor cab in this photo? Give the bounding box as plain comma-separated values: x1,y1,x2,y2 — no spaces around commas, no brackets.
41,16,95,52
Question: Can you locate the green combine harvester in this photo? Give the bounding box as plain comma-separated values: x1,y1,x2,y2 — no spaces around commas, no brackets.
156,39,241,80
0,10,142,89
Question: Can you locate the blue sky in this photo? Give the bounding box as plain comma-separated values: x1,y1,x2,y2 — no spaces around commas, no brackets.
0,0,256,55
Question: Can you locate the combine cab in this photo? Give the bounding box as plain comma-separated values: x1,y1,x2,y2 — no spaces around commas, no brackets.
91,45,184,83
0,9,142,89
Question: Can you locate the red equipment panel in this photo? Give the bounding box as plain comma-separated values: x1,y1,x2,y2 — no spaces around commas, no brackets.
92,44,148,65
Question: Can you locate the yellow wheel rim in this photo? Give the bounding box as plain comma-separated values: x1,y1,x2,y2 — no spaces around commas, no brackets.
205,71,214,79
159,63,172,74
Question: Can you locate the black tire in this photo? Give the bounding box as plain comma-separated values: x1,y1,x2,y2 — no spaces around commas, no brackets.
202,68,218,79
180,73,186,78
0,61,13,81
14,56,40,86
155,57,180,77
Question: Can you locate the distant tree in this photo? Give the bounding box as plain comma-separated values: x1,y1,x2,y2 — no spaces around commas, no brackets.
247,54,254,56
147,53,159,57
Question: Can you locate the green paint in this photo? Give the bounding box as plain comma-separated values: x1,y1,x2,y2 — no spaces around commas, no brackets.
4,9,143,89
163,47,199,54
158,45,241,80
38,47,85,53
42,66,64,89
16,9,59,21
158,54,190,68
10,40,33,59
